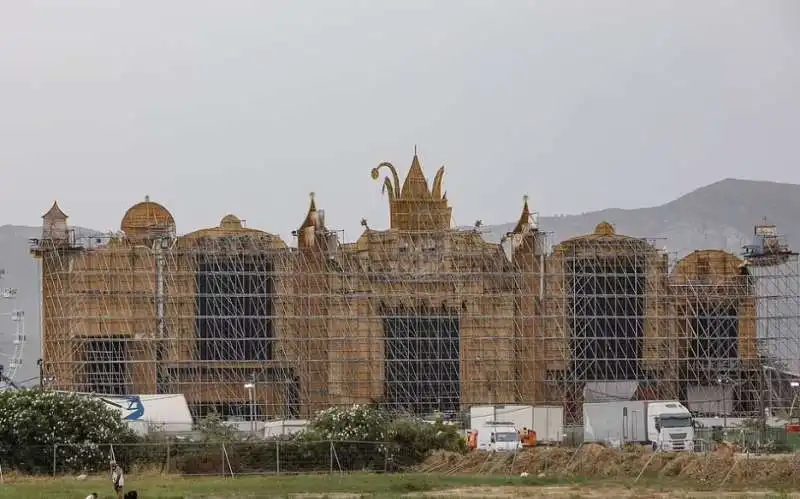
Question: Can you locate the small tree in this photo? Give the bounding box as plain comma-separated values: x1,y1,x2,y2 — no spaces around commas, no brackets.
295,405,466,471
195,411,241,442
0,389,138,473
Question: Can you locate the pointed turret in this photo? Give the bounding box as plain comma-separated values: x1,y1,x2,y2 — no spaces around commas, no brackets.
299,192,318,231
42,201,69,241
42,201,68,221
512,195,533,234
298,192,324,249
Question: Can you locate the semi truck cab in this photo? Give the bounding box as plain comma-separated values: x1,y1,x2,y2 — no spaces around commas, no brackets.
648,402,695,452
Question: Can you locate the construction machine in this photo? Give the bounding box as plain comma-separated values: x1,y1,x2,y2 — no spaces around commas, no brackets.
519,428,537,447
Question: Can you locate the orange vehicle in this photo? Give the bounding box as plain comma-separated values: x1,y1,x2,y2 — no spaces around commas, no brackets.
519,427,537,447
467,429,478,450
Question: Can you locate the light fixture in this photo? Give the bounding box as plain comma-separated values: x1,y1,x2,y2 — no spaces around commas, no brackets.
790,381,799,388
244,383,254,389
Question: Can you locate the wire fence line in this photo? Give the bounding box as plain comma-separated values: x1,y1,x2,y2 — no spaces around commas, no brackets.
5,439,797,494
20,440,426,477
6,426,793,478
18,440,611,478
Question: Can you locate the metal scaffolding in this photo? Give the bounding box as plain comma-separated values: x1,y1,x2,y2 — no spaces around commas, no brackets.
28,155,800,425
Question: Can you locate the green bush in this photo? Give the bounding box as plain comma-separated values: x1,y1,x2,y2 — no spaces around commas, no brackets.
0,389,138,474
385,415,466,468
163,405,467,475
293,405,466,472
31,404,468,475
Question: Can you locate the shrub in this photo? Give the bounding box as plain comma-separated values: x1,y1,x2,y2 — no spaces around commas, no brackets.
68,404,469,475
0,389,138,473
292,405,467,472
385,414,466,468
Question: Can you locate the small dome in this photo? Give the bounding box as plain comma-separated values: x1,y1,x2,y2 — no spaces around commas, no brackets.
120,196,175,238
220,214,242,229
594,221,616,236
672,249,744,280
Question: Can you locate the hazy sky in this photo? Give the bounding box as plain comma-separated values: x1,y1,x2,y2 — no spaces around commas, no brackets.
1,1,798,243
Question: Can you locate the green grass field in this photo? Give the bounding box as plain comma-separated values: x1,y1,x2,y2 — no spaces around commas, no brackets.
0,473,576,499
0,473,796,498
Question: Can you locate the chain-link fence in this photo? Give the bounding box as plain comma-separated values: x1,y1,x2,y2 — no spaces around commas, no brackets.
10,427,798,478
19,440,435,476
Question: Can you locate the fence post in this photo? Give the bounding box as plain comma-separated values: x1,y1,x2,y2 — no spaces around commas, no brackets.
221,443,225,478
329,440,334,474
276,439,280,475
52,444,57,476
165,439,170,474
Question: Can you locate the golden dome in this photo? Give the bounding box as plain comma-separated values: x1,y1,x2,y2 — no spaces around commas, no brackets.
120,196,176,238
220,214,242,229
593,221,616,236
671,249,745,282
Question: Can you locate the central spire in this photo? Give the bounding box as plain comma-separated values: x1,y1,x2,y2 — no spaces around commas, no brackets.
371,150,452,231
400,153,431,200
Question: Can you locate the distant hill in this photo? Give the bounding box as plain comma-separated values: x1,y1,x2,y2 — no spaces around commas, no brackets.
1,178,798,386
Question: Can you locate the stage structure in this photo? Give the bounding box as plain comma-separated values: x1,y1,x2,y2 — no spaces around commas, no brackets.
30,152,800,424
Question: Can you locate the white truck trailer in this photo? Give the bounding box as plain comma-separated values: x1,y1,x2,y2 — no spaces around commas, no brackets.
99,393,193,435
469,405,565,445
583,400,694,452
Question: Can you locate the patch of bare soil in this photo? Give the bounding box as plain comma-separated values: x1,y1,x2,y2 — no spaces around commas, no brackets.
416,444,800,489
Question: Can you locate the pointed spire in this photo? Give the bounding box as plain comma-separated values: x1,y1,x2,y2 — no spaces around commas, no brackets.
512,195,532,234
42,201,68,221
299,191,319,231
400,152,431,199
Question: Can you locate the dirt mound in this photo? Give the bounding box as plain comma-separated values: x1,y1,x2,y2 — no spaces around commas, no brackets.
415,446,800,487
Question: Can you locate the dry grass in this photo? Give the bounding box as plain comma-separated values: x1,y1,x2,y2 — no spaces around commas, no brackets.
416,444,800,489
2,447,800,498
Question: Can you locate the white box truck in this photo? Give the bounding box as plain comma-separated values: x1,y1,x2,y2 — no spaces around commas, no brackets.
583,400,694,452
472,421,523,452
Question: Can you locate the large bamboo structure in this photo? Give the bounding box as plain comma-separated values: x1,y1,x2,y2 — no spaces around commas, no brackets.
29,153,800,423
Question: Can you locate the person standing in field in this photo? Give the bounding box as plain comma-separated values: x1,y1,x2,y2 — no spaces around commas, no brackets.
111,462,125,499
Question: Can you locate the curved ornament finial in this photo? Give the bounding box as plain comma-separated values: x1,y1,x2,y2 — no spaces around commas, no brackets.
381,178,395,200
431,166,446,199
372,162,401,199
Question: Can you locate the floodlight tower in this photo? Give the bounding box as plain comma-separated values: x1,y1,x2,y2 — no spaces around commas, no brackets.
0,269,26,388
